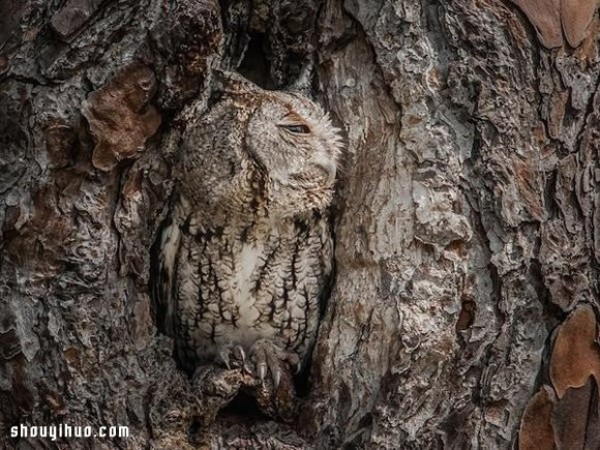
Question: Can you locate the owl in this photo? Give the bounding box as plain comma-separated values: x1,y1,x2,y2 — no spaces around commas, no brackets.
152,71,344,387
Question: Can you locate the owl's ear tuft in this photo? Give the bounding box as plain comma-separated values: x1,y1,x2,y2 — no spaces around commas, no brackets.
213,69,259,95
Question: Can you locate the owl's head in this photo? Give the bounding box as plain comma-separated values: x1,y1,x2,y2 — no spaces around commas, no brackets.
181,71,344,218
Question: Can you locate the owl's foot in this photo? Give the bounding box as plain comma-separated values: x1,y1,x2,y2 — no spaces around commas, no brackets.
249,339,300,388
217,343,246,370
189,341,299,424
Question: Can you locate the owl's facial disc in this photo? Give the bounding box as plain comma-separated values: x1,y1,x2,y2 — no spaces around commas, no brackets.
244,93,341,207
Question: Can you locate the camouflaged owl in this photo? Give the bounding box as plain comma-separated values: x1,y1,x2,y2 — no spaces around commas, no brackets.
152,71,343,386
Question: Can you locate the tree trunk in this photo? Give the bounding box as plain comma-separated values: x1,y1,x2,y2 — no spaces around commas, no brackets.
1,0,599,448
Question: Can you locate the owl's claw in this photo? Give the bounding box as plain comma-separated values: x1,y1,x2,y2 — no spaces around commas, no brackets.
217,344,246,370
249,339,298,389
258,362,267,382
236,346,246,364
273,368,281,389
220,350,231,370
287,353,301,374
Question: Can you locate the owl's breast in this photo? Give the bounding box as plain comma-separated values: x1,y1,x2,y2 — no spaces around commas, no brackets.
173,214,332,364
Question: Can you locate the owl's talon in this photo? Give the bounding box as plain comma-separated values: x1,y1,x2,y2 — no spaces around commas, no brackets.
258,362,267,383
286,353,301,374
220,351,231,370
249,339,299,389
233,345,246,364
217,343,246,370
273,368,281,389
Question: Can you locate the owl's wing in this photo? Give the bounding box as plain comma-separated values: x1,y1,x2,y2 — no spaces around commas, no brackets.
318,219,336,318
151,215,182,336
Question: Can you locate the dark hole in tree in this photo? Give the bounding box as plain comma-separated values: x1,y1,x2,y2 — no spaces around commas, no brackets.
237,32,275,90
218,391,268,420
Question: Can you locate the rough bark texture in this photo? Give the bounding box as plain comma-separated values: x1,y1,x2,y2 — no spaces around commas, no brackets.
1,0,600,448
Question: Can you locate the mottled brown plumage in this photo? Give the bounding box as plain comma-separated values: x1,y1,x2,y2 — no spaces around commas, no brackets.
153,72,343,385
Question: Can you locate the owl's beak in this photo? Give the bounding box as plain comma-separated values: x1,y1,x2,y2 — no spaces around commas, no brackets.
310,156,337,186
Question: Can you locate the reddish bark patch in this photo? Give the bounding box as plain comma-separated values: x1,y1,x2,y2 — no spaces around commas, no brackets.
561,0,597,48
511,0,598,49
82,63,161,171
550,304,600,398
511,0,563,48
518,386,555,450
574,17,599,64
552,377,594,449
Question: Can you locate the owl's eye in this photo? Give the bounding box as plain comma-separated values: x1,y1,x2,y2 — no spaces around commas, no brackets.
280,124,310,134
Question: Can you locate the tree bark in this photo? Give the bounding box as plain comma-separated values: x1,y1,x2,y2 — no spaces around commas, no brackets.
1,0,599,448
